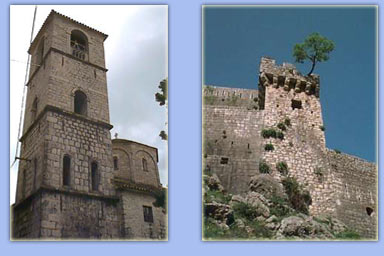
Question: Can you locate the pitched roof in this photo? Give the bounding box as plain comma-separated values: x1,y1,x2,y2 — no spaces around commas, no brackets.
29,9,108,53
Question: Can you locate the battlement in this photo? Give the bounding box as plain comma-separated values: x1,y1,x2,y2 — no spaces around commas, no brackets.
203,85,259,108
259,57,320,98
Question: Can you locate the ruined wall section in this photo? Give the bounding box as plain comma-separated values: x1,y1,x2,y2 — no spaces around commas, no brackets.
259,57,337,216
203,87,263,194
327,150,377,238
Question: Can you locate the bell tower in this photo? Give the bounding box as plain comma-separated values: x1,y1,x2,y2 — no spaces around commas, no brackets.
12,10,120,239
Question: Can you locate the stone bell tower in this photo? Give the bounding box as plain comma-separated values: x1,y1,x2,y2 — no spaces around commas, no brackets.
12,10,121,239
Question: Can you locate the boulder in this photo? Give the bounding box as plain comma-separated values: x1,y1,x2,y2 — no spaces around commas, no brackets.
244,192,270,218
204,202,234,225
204,174,225,192
249,174,286,199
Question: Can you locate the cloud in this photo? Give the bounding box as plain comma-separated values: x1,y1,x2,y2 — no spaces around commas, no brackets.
10,5,168,204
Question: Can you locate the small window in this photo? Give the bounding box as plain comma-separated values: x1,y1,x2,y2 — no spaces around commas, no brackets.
91,162,99,191
143,206,154,223
113,156,118,170
63,155,71,186
142,158,148,172
220,157,229,164
291,99,302,110
366,207,374,216
74,91,87,115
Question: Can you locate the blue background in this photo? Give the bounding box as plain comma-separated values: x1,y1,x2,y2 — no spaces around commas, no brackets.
1,1,382,256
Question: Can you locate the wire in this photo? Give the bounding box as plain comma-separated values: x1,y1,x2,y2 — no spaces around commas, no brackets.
11,6,38,169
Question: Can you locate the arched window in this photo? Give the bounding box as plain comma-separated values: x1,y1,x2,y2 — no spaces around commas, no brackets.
366,207,374,216
74,91,87,115
142,158,148,172
113,156,119,170
31,97,38,122
63,155,71,186
70,30,88,60
91,162,99,191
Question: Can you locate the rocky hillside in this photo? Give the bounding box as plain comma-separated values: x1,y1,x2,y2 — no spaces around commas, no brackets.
203,171,361,240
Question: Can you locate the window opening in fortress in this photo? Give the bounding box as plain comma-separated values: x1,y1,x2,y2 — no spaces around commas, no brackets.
143,206,154,223
70,30,87,60
74,91,87,115
366,207,374,216
31,97,38,122
113,156,119,170
142,158,148,172
220,157,229,164
91,162,99,191
291,99,302,110
63,155,71,187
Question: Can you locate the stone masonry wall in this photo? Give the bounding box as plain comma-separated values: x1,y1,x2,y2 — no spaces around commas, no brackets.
259,57,337,216
203,87,264,194
203,57,377,238
327,150,377,238
39,191,120,239
120,191,166,240
112,139,161,188
43,109,115,196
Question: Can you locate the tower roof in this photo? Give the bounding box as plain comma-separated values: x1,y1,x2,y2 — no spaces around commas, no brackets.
29,9,108,53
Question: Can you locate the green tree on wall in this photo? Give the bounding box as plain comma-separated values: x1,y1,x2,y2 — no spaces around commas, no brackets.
155,78,168,140
293,32,335,76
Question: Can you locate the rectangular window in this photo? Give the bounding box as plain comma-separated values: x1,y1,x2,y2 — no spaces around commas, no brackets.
63,155,71,186
91,162,99,191
143,206,154,223
113,157,118,170
220,157,229,164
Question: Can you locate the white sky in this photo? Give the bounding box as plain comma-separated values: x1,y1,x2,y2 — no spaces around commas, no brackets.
10,5,168,204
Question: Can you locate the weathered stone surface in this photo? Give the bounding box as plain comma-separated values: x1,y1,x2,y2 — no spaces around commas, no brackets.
248,174,285,199
202,57,377,239
12,10,167,240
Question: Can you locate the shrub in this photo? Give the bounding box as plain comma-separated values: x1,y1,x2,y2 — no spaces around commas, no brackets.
276,161,288,176
282,176,312,215
276,131,284,140
334,230,361,240
261,128,277,138
264,143,274,151
259,161,270,174
269,195,292,218
205,190,232,204
277,122,287,131
233,202,259,221
284,118,291,126
334,149,341,154
320,125,325,131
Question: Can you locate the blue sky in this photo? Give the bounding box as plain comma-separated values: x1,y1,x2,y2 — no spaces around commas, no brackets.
203,6,377,162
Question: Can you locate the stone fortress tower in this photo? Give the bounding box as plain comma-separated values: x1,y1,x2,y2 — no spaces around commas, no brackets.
203,57,377,238
12,10,166,240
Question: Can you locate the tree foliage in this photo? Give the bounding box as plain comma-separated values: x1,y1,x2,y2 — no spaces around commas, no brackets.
293,33,335,76
155,78,168,106
155,78,168,140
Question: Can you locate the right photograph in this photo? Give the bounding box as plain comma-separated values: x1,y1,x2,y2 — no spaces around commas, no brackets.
202,5,377,241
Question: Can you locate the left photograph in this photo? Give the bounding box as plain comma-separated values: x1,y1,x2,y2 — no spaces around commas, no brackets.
10,5,168,240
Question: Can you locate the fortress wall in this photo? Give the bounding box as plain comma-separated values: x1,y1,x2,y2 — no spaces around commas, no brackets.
203,98,264,194
327,150,377,238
